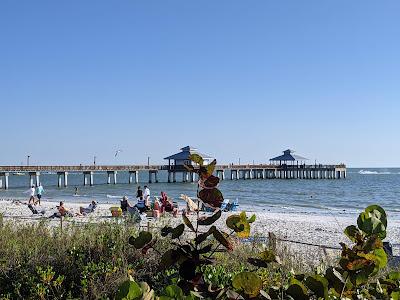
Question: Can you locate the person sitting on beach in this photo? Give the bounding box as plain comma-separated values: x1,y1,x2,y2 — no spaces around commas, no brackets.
49,201,73,218
120,196,134,213
78,200,97,215
28,203,46,215
160,192,178,215
135,196,147,213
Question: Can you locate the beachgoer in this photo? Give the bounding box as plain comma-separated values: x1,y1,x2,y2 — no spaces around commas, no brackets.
27,186,36,204
135,196,147,213
136,186,143,200
36,183,44,205
120,196,133,213
74,187,78,195
28,203,46,215
160,191,177,214
58,201,70,216
49,201,73,218
143,185,151,207
79,200,97,215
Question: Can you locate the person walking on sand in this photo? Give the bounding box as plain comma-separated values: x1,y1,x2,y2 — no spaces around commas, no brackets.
27,185,36,204
36,183,44,205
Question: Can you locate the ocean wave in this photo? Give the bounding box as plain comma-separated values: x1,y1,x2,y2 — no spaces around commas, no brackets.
358,170,394,175
106,194,123,199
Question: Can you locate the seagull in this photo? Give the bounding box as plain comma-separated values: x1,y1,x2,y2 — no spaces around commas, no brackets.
115,149,122,157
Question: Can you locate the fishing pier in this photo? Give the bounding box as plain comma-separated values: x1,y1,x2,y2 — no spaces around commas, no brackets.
0,147,346,189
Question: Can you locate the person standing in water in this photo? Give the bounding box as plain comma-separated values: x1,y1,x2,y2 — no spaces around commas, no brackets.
74,187,79,196
36,183,44,205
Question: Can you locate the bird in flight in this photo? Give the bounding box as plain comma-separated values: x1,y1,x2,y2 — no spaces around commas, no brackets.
115,149,122,157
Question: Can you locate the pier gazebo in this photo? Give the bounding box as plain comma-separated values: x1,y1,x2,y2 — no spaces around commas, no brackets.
164,146,213,182
269,149,308,166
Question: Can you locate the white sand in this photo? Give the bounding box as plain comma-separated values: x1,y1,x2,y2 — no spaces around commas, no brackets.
1,198,400,259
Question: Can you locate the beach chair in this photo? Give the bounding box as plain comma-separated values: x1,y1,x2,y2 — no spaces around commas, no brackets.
220,199,230,211
28,204,46,215
230,199,239,211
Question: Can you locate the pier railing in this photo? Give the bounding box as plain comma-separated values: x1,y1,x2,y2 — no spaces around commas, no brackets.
0,163,347,173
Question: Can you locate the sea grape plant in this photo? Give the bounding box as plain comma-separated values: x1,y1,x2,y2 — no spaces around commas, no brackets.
118,154,256,299
118,153,396,300
237,204,393,300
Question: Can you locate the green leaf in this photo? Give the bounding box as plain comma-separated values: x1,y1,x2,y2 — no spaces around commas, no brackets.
131,231,152,249
247,214,256,223
259,250,280,264
354,265,375,285
286,278,308,300
189,154,204,166
248,250,282,267
116,279,143,300
344,225,362,242
198,210,221,226
195,226,215,244
226,215,242,231
171,224,185,239
160,249,181,269
206,159,217,176
391,291,400,300
304,275,329,299
161,226,173,237
389,271,400,281
226,213,250,238
232,272,263,298
357,205,387,239
372,248,388,269
164,285,184,298
183,215,195,232
213,229,233,251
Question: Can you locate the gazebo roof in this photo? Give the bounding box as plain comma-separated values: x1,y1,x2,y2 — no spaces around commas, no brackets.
164,146,213,160
270,149,308,161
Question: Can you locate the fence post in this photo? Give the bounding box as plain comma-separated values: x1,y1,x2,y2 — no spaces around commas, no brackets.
268,232,276,252
60,216,63,231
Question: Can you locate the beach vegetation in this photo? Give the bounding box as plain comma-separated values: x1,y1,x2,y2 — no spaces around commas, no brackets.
0,154,399,299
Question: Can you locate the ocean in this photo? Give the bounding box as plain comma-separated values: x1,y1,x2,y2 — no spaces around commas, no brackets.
1,168,399,215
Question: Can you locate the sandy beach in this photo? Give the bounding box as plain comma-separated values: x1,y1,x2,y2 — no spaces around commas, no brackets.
2,198,400,260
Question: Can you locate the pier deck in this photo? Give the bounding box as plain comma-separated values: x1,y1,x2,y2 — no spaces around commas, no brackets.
0,163,346,189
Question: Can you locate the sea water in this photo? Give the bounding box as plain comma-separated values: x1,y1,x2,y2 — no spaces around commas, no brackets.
1,168,399,215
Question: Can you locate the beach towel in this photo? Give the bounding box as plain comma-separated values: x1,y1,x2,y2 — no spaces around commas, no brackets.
180,194,199,211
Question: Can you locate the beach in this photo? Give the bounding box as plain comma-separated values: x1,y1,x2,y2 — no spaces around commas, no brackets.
2,197,400,259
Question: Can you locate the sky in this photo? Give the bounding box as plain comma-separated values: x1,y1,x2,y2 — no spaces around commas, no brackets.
0,1,399,167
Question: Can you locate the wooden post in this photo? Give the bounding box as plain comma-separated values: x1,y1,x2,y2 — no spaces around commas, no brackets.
268,232,277,252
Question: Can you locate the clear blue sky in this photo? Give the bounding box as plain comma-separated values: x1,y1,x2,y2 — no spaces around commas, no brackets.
1,1,399,167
